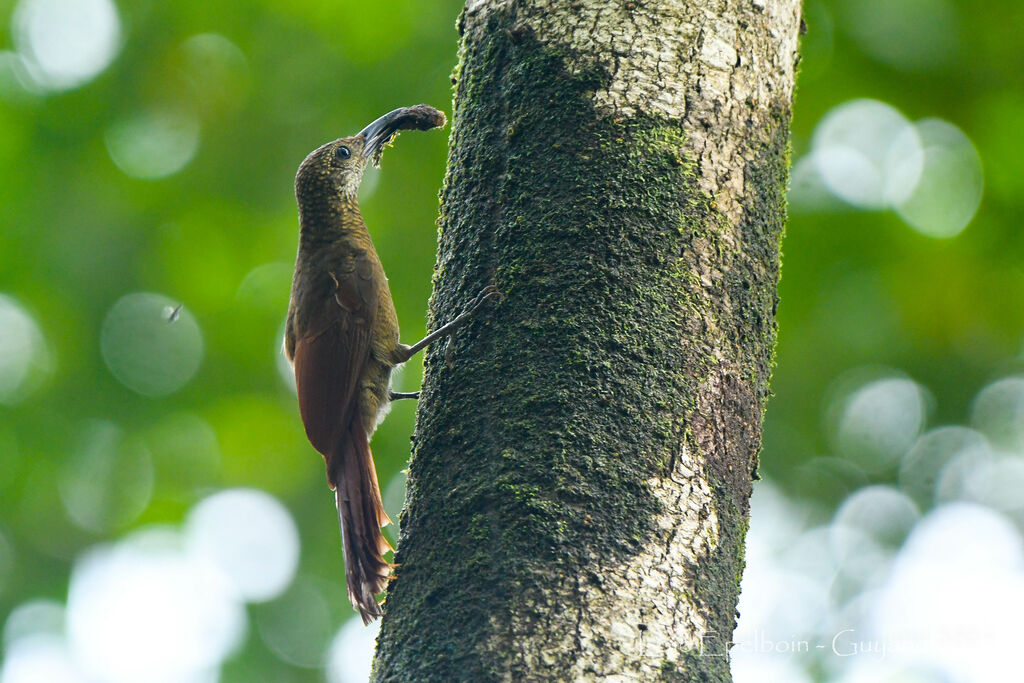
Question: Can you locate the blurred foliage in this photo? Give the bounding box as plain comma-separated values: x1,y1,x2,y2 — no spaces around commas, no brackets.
0,0,1022,681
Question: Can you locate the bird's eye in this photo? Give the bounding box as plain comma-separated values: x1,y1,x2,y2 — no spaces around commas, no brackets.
335,145,351,161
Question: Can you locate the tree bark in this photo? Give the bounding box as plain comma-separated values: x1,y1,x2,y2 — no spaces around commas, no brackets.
373,1,800,680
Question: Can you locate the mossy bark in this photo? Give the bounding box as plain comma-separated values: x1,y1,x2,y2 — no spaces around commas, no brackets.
373,1,800,681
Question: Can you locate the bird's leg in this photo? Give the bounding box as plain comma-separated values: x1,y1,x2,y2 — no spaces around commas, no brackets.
391,285,502,364
389,391,420,401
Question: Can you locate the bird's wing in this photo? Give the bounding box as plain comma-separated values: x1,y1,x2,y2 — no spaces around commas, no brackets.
292,249,379,484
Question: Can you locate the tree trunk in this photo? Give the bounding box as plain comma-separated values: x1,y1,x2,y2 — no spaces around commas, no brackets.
373,1,800,680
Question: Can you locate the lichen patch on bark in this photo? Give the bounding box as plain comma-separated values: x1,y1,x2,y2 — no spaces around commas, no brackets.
463,0,800,228
580,451,721,675
493,442,719,681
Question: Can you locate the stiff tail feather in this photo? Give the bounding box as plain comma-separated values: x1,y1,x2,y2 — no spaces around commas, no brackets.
334,415,393,624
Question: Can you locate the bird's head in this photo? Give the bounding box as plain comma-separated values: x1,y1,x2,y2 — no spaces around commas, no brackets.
295,105,446,202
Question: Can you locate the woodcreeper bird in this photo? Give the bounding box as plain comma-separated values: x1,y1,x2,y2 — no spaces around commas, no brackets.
285,105,498,623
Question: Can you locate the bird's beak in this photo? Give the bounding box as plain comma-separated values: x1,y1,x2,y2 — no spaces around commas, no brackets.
359,108,408,164
358,105,447,166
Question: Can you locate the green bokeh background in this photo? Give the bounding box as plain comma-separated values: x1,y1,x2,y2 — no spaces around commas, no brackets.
0,0,1022,680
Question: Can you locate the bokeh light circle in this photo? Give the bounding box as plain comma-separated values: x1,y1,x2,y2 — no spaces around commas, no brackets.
105,110,201,180
894,119,983,238
256,576,336,668
934,440,995,506
0,634,81,683
970,376,1024,452
184,489,300,602
326,618,379,683
787,154,845,212
805,99,982,238
236,262,292,311
833,374,927,472
0,294,52,405
812,99,922,209
100,292,203,397
177,34,250,118
963,456,1024,517
871,503,1024,682
58,420,154,533
12,0,121,92
900,426,990,507
66,529,246,683
2,600,65,647
833,485,919,548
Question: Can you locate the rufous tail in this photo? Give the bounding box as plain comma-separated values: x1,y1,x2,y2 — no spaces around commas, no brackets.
333,415,393,624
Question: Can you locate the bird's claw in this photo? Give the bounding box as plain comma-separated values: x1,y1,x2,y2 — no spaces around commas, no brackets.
469,284,504,313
